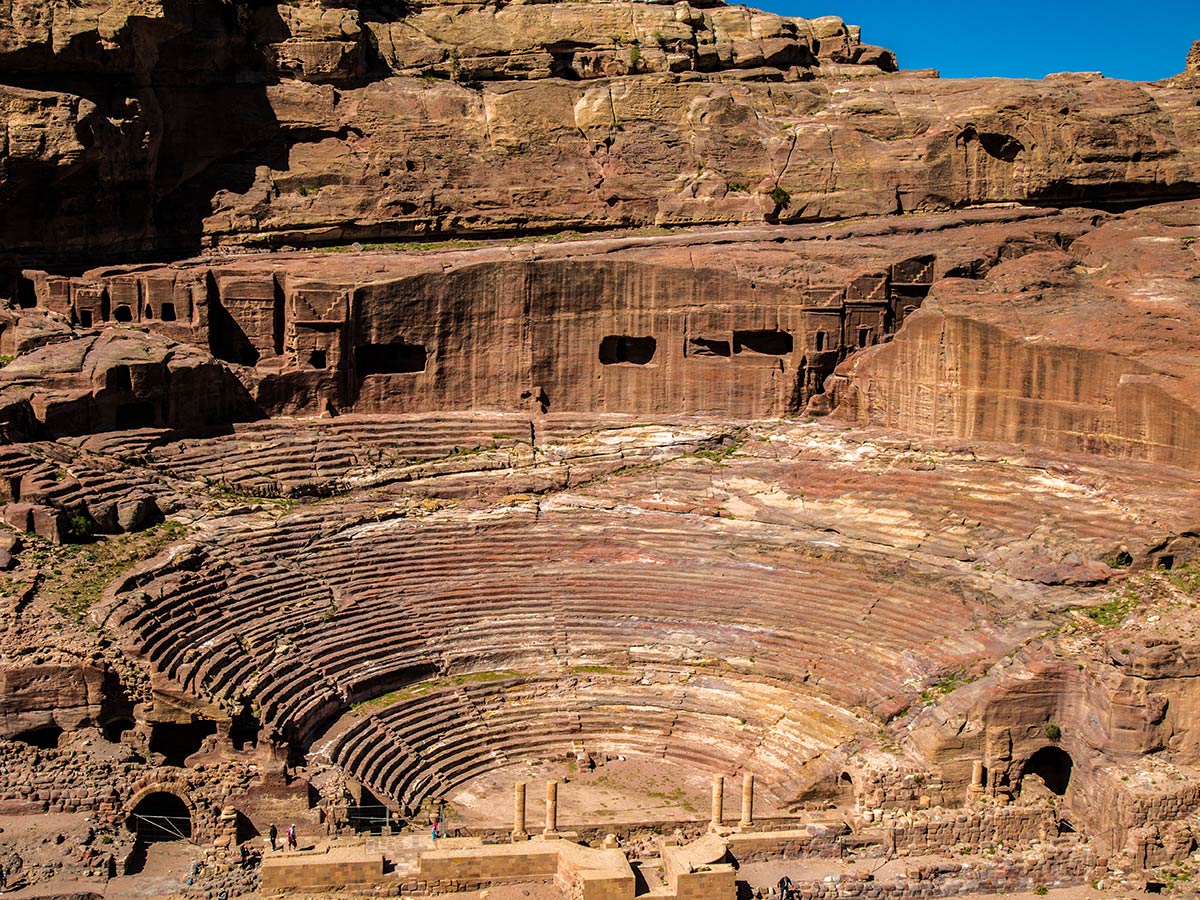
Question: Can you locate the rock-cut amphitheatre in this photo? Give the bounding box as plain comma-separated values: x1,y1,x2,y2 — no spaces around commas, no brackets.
2,2,1200,899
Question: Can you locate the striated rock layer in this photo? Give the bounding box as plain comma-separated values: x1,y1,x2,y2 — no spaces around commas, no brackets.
6,202,1200,472
1,0,1199,274
2,3,1200,897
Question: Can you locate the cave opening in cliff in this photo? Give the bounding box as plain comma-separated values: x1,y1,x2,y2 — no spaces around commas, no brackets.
78,309,94,328
599,335,657,365
160,302,177,322
149,720,217,767
116,401,158,429
12,725,63,749
103,717,135,743
107,365,133,392
16,277,37,309
127,792,192,845
734,330,793,356
1022,746,1073,796
114,305,134,323
308,349,328,369
356,342,428,375
687,336,731,358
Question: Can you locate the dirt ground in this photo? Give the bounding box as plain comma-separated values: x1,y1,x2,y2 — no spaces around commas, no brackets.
446,756,799,830
736,856,1159,900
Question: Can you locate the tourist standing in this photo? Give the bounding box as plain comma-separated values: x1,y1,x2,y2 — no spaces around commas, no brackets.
268,823,278,851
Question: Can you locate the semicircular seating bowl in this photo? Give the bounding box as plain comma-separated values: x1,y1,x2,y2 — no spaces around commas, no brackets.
316,672,862,813
107,485,1013,810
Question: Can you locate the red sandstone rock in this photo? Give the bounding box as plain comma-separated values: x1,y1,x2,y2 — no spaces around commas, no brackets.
830,201,1200,469
0,1,1197,271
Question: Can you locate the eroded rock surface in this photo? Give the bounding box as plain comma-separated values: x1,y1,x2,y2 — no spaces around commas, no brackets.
1,0,1199,272
1,3,1200,899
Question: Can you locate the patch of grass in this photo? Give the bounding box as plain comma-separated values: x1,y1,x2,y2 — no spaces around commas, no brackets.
0,355,13,368
919,669,972,704
726,181,750,193
1103,549,1134,569
206,479,298,510
31,520,189,623
1083,592,1138,626
1170,560,1200,595
568,665,625,675
318,238,486,254
351,670,530,712
686,431,747,464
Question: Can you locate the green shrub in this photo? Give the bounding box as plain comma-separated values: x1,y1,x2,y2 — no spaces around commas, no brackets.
770,185,791,208
68,514,93,541
1044,723,1062,742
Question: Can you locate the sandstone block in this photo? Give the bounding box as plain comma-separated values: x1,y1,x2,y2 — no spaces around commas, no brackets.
0,531,20,570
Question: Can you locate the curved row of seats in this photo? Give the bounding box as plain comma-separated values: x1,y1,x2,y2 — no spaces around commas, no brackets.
109,495,1000,761
320,671,858,811
83,413,676,498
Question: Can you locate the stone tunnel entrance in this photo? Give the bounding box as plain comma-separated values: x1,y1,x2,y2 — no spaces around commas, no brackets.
124,790,194,875
127,791,193,843
1021,746,1073,796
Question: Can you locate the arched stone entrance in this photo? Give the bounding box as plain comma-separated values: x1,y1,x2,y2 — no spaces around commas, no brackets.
127,790,193,843
1021,746,1073,796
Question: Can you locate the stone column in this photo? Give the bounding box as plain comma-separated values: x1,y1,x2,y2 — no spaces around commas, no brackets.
512,782,528,841
710,775,724,830
544,780,558,835
971,760,985,788
739,773,754,829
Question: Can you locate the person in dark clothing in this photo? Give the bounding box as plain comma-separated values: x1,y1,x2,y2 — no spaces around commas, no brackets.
268,824,278,851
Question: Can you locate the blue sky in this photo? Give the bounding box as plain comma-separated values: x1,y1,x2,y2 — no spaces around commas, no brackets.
754,1,1200,80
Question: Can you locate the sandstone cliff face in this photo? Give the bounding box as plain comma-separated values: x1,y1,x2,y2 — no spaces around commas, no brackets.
4,207,1099,431
831,204,1200,469
2,0,1198,274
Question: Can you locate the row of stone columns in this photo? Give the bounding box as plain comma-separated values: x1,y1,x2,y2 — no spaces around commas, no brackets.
710,773,754,830
511,780,557,840
511,772,756,841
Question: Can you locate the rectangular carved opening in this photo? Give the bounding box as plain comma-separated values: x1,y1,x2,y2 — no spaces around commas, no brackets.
114,305,134,323
106,365,132,392
210,303,261,367
160,302,177,322
599,335,656,366
115,401,156,429
356,342,427,375
16,278,37,309
734,330,793,356
309,349,328,370
686,336,731,358
78,309,94,329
